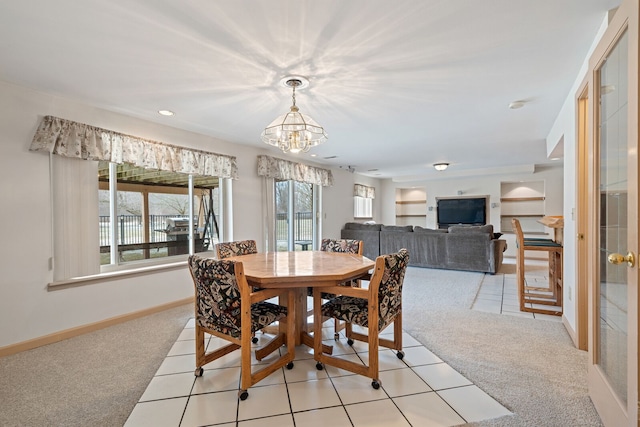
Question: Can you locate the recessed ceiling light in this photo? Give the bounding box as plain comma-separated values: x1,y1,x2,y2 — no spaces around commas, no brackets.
310,154,317,157
158,110,175,116
508,101,525,109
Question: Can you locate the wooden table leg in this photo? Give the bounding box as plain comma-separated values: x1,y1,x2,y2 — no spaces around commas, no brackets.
279,288,332,354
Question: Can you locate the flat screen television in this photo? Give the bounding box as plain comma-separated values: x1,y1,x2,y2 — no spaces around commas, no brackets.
437,197,487,228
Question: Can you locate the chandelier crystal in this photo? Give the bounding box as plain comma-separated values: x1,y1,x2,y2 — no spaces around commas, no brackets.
261,78,328,154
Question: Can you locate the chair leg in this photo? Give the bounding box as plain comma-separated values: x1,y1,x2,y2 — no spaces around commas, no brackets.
195,326,206,376
334,319,345,339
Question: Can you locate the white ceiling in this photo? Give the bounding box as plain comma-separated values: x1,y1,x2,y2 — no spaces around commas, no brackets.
0,0,620,179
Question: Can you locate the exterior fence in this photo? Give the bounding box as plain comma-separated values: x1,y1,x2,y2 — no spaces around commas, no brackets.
275,211,313,242
99,214,192,246
100,212,313,246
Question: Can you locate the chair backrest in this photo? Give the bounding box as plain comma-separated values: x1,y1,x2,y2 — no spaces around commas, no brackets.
188,255,245,337
374,248,409,320
320,238,363,255
511,218,524,248
216,239,258,259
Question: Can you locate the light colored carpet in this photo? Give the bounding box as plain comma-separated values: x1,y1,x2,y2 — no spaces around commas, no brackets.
0,304,193,427
402,266,602,426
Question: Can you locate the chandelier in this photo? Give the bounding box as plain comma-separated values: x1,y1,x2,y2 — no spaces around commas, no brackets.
261,77,328,154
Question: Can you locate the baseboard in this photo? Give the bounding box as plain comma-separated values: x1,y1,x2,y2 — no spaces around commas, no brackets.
0,297,193,357
562,314,579,348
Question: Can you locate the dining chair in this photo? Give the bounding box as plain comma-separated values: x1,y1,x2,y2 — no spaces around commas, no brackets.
512,218,563,315
188,255,296,400
215,239,261,342
307,238,365,339
312,248,409,389
215,239,258,259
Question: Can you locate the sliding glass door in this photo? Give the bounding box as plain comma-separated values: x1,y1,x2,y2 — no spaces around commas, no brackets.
275,179,317,251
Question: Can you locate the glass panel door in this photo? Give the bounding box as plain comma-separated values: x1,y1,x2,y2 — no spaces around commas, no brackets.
275,180,291,251
275,180,316,251
597,29,629,406
587,1,638,423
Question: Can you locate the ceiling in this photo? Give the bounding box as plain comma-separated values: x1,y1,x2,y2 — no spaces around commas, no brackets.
0,0,620,179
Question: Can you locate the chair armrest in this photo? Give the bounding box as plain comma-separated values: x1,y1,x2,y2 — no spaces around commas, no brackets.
314,285,369,299
250,287,288,303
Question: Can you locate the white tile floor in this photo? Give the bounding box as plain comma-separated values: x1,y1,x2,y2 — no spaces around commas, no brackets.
125,319,511,427
471,258,563,321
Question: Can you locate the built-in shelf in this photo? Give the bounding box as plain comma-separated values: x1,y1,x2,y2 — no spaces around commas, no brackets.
500,181,546,235
500,214,544,218
502,231,549,235
500,197,545,202
395,188,426,226
395,200,427,205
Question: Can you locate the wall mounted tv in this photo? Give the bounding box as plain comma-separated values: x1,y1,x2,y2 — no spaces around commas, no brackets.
437,197,487,228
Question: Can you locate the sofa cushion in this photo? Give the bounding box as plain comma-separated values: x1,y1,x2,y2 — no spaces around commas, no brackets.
344,222,382,231
413,226,448,234
381,225,414,232
448,224,494,238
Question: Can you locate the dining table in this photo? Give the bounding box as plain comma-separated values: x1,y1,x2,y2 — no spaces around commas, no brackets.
224,250,375,354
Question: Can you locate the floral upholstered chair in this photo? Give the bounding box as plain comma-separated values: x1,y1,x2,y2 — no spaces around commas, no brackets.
320,238,362,254
188,255,295,400
215,239,261,341
311,238,365,338
312,248,409,389
215,239,258,259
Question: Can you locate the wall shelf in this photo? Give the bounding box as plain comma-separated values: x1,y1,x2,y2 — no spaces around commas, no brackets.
500,214,544,218
395,188,426,226
395,200,427,205
500,181,546,234
500,197,545,202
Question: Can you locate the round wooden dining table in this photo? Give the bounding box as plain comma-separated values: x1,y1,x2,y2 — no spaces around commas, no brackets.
224,250,375,351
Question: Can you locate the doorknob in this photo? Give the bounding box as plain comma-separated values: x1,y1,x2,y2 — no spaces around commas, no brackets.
607,252,636,268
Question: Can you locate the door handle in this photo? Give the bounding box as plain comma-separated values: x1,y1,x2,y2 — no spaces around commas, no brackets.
607,252,636,268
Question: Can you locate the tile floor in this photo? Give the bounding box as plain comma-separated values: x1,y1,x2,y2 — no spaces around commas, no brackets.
471,258,563,321
125,318,511,427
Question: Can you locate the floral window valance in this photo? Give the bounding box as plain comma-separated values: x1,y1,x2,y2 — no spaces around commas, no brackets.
29,115,238,179
354,184,375,199
257,155,333,187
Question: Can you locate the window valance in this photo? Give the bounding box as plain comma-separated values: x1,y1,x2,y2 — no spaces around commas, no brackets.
257,155,333,187
29,115,238,179
354,184,375,199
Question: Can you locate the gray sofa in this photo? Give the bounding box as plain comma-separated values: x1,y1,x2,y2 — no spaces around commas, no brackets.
341,222,507,274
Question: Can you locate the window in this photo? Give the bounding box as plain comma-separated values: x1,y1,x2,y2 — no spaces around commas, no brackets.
354,196,373,219
99,161,220,269
353,184,375,219
275,179,317,251
30,115,237,282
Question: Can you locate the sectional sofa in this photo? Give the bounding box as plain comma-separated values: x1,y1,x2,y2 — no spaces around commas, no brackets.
341,222,507,274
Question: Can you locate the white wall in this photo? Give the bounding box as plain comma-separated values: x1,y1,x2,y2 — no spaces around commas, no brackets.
0,80,376,348
546,15,610,336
